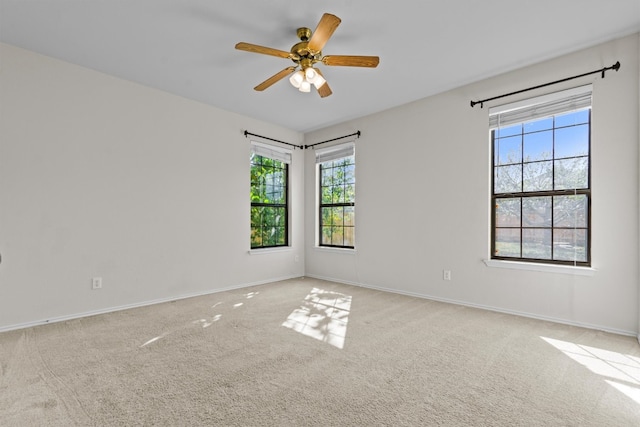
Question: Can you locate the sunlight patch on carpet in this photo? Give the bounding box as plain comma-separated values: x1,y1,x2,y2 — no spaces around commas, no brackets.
282,288,352,349
138,292,262,347
194,314,222,328
140,334,166,347
542,336,640,404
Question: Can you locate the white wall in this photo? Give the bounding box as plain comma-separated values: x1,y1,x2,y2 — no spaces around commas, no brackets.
0,43,305,330
305,34,640,335
2,34,639,336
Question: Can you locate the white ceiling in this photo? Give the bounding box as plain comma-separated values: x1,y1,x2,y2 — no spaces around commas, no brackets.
1,1,639,132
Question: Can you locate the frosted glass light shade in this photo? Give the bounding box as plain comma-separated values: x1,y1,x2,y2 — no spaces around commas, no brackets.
313,74,326,89
305,67,318,83
299,81,311,92
289,71,304,88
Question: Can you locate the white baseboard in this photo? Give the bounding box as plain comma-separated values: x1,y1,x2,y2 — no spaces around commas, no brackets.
4,273,636,339
0,274,302,333
305,273,638,338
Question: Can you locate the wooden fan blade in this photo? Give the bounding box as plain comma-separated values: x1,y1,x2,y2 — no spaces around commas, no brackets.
254,66,297,91
235,42,292,59
315,68,332,98
307,13,341,52
322,55,380,67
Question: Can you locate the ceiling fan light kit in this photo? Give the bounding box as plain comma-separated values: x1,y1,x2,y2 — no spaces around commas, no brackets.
235,13,379,98
289,67,326,92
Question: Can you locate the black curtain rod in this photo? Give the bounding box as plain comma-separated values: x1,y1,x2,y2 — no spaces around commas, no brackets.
470,61,621,108
244,130,303,149
304,131,361,149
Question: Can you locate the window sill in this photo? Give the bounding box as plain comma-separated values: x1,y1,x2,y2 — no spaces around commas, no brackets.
314,246,357,255
483,259,596,276
248,247,292,255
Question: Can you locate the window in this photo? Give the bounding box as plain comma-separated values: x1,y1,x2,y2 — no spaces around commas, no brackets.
490,86,591,266
250,142,290,249
317,142,355,248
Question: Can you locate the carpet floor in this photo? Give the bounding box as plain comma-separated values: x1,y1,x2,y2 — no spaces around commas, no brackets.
1,277,640,426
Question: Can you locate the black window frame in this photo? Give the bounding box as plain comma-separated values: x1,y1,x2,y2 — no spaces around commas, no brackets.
491,108,591,266
250,153,289,249
318,155,355,249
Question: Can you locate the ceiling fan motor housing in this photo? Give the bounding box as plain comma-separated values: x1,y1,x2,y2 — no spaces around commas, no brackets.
291,27,321,68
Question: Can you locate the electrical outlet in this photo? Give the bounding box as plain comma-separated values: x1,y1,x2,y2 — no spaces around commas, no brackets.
92,277,102,290
443,270,451,281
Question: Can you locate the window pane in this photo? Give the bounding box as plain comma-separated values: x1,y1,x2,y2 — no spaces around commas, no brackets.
495,124,522,138
495,198,521,227
332,186,344,203
342,157,354,167
251,206,262,225
554,229,587,262
262,208,272,227
555,109,589,127
321,186,332,204
344,226,355,247
275,226,286,246
261,157,272,168
523,160,552,192
523,229,552,259
321,226,332,245
495,165,522,193
332,167,344,186
522,197,551,227
344,183,355,203
274,208,285,226
331,226,344,246
494,135,522,165
331,207,344,226
495,229,520,257
344,164,355,184
554,195,588,228
344,207,355,226
322,166,333,185
262,226,274,247
250,177,264,202
524,117,553,133
321,207,332,225
523,130,553,161
251,227,261,247
554,157,588,190
554,124,589,159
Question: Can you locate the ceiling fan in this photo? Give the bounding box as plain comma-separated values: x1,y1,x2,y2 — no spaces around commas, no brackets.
235,13,379,98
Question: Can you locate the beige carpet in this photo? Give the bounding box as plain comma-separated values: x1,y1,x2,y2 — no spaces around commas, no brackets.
1,277,640,426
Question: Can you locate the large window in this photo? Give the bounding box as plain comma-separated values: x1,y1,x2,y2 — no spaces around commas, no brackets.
490,86,591,266
317,143,355,248
250,142,290,249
